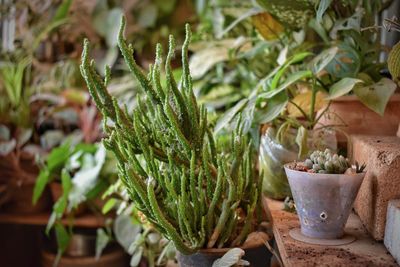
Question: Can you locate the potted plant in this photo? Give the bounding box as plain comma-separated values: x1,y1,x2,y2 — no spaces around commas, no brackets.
81,16,271,267
284,149,366,239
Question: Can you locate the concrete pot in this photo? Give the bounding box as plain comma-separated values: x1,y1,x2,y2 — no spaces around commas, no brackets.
317,94,400,146
176,232,272,267
284,165,365,239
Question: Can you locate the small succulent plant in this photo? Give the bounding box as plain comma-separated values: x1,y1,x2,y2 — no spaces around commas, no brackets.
303,149,365,174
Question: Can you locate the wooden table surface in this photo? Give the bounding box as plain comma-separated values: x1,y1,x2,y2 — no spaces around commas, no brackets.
264,197,398,267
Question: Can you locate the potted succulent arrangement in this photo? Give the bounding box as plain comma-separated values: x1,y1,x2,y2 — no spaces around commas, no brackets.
80,16,271,267
284,149,366,239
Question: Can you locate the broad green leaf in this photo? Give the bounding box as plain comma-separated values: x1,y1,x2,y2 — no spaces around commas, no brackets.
55,223,71,253
353,78,397,115
52,0,73,23
256,92,288,124
102,198,117,214
96,228,111,260
325,43,360,78
46,142,71,171
316,0,332,23
32,169,50,204
310,47,338,75
309,18,329,43
214,99,249,134
259,70,313,99
269,52,313,90
295,126,308,159
326,78,364,100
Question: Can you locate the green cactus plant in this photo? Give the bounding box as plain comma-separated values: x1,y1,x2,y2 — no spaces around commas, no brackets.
80,16,263,255
303,149,366,174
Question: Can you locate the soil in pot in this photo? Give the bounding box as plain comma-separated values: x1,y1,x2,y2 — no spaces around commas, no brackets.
176,232,272,267
284,164,365,239
317,94,400,147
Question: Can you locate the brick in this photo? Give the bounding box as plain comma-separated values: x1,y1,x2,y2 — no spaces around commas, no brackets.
384,199,400,265
349,135,400,240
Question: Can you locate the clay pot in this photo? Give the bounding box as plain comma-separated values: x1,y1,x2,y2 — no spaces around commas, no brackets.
0,153,51,213
284,165,365,239
176,232,272,267
317,94,400,146
41,246,128,267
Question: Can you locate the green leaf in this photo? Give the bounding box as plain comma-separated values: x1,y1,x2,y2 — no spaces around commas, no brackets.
295,126,308,159
256,92,288,124
96,228,111,260
316,0,332,23
259,70,313,99
310,47,338,75
353,78,397,115
113,215,142,252
55,223,71,253
52,0,73,23
325,43,361,78
130,246,144,267
212,248,248,267
214,99,249,134
326,78,364,100
32,169,50,204
46,142,71,172
102,198,117,214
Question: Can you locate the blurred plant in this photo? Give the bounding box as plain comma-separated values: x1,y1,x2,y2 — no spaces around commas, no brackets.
32,141,116,263
212,248,249,267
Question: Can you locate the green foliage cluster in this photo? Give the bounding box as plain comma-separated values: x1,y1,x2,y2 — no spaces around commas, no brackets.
80,17,262,254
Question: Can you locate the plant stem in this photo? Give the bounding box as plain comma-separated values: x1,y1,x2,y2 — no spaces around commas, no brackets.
309,77,317,127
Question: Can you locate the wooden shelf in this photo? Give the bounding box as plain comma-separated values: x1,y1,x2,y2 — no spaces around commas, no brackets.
264,197,399,267
0,212,106,228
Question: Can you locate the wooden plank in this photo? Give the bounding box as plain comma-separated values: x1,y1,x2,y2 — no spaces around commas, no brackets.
264,197,398,267
0,212,106,228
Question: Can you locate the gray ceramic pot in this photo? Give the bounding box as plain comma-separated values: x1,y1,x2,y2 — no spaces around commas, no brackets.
284,165,365,239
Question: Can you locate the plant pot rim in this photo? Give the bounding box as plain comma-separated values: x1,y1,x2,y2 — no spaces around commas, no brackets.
331,93,400,102
193,231,268,255
284,163,366,178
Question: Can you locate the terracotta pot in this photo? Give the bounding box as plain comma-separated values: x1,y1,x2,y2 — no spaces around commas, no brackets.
317,94,400,146
0,152,51,213
176,232,272,267
284,165,365,239
41,246,128,267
